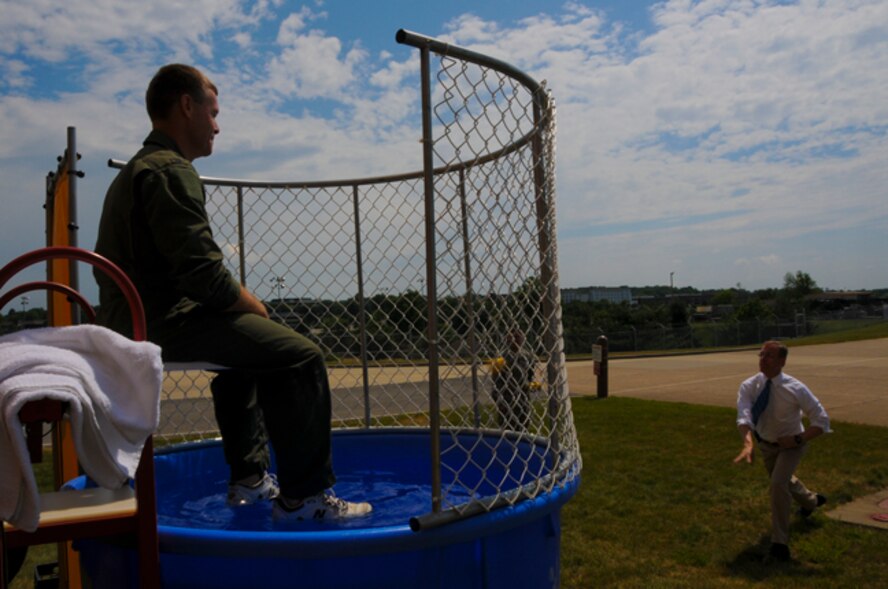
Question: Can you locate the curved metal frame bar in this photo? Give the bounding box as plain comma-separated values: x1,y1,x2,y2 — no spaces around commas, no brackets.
0,246,146,341
0,281,97,324
395,29,548,107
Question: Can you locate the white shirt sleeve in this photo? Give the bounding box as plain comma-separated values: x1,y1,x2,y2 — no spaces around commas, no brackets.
735,374,759,428
791,378,831,433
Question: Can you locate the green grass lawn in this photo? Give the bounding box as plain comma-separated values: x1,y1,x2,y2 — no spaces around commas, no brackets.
12,396,888,588
8,457,56,589
792,321,888,346
10,330,887,587
561,396,888,588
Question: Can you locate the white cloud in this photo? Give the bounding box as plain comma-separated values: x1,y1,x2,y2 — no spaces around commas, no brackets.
261,8,370,101
276,10,312,44
231,32,252,50
735,255,781,267
444,5,615,70
266,30,366,100
0,1,250,63
0,58,30,90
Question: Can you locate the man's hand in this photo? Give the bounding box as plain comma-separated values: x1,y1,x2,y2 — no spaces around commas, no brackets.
225,286,269,319
733,426,755,464
733,443,755,464
777,427,822,449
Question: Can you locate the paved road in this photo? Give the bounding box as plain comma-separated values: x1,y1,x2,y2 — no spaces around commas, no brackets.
566,337,888,427
156,338,888,438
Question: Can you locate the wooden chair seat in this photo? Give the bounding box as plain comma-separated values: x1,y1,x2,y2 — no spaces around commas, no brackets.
3,487,137,540
163,361,228,372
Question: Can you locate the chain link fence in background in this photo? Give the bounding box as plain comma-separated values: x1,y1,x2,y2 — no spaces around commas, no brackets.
147,31,581,524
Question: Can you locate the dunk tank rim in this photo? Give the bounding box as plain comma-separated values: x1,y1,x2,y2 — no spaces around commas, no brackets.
74,430,579,589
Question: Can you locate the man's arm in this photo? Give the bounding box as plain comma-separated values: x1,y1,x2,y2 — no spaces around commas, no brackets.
777,426,824,449
777,380,829,448
225,285,269,318
733,377,757,464
138,163,243,310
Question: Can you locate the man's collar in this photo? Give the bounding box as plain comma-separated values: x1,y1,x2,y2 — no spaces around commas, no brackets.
143,129,184,156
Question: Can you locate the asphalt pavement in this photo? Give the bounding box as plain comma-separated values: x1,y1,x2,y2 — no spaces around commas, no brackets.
566,337,888,427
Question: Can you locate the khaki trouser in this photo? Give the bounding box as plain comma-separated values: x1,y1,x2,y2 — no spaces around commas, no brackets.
757,440,819,544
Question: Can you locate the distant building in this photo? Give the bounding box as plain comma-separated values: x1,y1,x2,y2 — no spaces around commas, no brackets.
636,292,708,307
561,286,633,305
807,291,874,305
808,291,886,319
693,304,735,321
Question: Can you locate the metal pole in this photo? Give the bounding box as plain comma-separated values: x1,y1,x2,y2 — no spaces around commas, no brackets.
66,126,81,324
352,185,372,428
457,168,481,428
236,186,246,285
418,43,443,514
530,95,562,452
596,335,609,398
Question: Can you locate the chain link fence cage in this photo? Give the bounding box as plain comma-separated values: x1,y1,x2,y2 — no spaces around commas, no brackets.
117,30,581,526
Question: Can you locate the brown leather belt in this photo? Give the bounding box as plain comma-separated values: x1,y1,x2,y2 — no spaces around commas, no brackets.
754,431,778,446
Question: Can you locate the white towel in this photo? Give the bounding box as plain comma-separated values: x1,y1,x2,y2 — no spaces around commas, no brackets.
0,325,162,532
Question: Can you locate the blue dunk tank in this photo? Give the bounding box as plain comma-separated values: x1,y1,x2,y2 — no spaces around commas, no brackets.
76,30,581,588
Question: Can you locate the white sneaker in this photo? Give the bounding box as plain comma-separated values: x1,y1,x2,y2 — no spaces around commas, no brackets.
272,490,373,521
227,472,280,506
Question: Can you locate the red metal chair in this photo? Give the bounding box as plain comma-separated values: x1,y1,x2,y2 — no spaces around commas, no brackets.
0,246,160,589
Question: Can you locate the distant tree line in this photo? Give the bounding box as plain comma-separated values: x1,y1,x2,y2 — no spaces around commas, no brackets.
3,272,884,356
566,270,828,335
0,306,47,334
562,271,886,353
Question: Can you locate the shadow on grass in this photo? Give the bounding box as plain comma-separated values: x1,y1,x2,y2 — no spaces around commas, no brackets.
3,547,27,585
726,536,820,583
725,516,829,583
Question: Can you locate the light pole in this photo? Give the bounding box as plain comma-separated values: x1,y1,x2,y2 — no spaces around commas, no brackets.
270,276,286,301
20,295,29,314
669,271,675,307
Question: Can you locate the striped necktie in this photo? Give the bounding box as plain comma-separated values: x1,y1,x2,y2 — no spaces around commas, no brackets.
751,379,772,426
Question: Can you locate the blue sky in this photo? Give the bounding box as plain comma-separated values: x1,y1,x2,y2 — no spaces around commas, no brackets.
1,0,886,306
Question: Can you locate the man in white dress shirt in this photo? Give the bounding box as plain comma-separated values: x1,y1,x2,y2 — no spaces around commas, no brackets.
733,340,830,562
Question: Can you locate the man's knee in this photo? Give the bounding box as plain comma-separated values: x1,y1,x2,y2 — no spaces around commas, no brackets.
281,336,325,370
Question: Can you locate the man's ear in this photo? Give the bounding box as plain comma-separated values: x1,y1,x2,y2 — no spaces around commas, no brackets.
178,93,194,119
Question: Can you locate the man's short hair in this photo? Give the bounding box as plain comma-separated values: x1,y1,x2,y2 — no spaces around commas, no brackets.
764,340,789,359
146,64,218,122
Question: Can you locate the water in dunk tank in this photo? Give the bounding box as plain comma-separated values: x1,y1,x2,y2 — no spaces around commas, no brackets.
76,29,581,588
